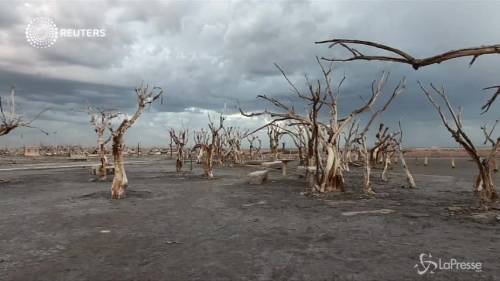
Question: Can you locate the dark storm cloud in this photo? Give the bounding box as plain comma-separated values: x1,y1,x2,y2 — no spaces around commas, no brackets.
0,0,498,147
0,69,129,108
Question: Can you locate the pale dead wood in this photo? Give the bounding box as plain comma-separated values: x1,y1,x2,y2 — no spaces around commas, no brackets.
0,86,49,136
86,106,119,181
169,128,189,172
316,39,500,113
192,114,225,178
396,121,416,189
240,59,404,194
420,82,497,204
315,38,500,69
108,83,164,199
481,86,500,114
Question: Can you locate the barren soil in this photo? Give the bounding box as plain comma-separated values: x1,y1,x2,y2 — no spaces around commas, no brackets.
0,157,499,281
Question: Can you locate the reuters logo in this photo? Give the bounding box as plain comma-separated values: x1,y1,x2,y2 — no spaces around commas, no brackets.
25,17,58,48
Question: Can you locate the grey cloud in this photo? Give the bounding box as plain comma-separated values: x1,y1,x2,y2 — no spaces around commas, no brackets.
0,0,499,147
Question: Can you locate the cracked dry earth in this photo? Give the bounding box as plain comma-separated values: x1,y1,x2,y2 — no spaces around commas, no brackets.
0,157,499,281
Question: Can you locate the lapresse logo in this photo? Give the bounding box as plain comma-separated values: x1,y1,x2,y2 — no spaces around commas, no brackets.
414,253,482,275
25,17,106,48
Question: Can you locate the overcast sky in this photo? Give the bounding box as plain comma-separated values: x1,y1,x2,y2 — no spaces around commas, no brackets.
0,0,498,148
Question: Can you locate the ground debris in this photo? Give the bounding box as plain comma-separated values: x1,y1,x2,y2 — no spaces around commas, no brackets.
447,206,463,212
341,209,395,216
166,240,183,244
469,212,497,222
242,200,266,207
403,212,430,218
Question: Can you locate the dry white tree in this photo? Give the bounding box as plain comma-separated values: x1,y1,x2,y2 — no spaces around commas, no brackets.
246,134,262,160
169,129,189,172
420,83,498,204
1,86,47,136
316,38,500,202
362,123,416,189
267,124,285,160
87,106,118,181
241,59,405,193
192,115,225,178
396,122,417,189
481,120,499,173
315,38,500,113
340,121,359,171
222,127,247,164
193,128,209,163
282,123,308,165
352,75,406,194
108,84,163,199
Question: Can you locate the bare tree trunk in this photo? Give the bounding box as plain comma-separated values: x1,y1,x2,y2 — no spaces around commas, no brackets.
204,147,214,178
176,159,183,172
399,148,416,188
196,149,204,164
362,140,374,194
108,83,163,199
474,174,482,192
320,145,345,193
381,153,390,182
176,147,183,172
477,159,498,203
111,135,128,199
98,138,108,181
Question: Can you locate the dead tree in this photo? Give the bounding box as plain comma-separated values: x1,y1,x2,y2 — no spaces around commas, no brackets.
192,115,225,178
267,124,285,160
370,124,391,164
241,59,403,193
420,83,498,203
169,129,188,172
316,39,500,113
168,135,174,159
246,135,260,160
354,75,406,194
284,123,308,165
223,127,247,164
395,122,417,189
1,86,47,136
193,129,209,163
380,138,397,182
315,39,500,70
108,84,163,199
341,121,359,171
481,120,499,173
87,106,118,180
